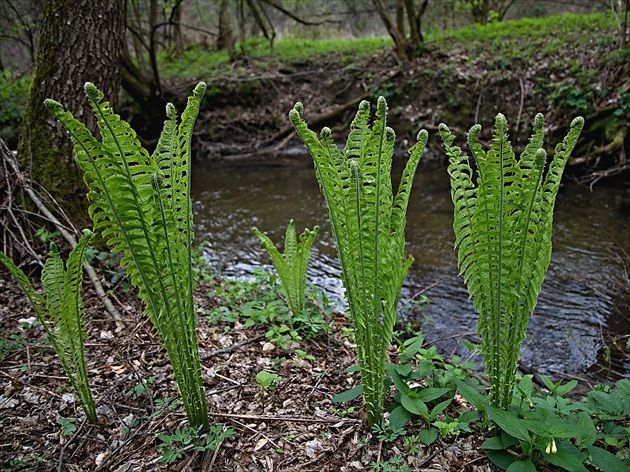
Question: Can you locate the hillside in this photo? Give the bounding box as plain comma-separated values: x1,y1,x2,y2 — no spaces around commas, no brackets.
162,12,629,181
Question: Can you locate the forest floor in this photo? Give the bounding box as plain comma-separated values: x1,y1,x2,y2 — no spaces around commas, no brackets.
1,268,494,472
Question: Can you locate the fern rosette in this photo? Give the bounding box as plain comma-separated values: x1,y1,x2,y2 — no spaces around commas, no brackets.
290,97,428,426
45,83,209,429
253,220,319,317
440,113,584,409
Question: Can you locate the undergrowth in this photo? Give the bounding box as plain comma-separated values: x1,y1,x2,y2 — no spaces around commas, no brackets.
204,268,335,351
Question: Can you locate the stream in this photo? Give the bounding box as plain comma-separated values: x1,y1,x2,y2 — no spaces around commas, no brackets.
191,154,630,381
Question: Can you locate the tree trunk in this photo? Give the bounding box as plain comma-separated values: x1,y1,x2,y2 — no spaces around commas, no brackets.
17,0,126,227
218,0,236,59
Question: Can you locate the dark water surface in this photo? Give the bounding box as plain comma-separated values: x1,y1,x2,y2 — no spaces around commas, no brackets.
191,154,630,380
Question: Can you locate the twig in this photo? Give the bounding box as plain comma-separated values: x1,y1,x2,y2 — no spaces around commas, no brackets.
202,333,265,359
23,185,123,323
415,442,450,469
515,76,525,135
210,411,360,424
223,417,281,449
474,82,483,124
1,143,123,322
57,417,89,472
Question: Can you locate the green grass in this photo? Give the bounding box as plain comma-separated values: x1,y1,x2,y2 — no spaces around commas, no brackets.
157,36,392,80
428,12,616,68
158,12,616,82
430,11,614,44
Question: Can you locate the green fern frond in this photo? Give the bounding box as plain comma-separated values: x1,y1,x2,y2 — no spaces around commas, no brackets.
441,113,583,409
45,82,209,429
253,220,319,317
290,97,428,426
0,230,96,423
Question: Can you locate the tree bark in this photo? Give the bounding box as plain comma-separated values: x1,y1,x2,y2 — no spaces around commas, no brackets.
17,0,126,226
218,0,236,59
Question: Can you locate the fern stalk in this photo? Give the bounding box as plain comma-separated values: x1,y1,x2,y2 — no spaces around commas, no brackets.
45,83,209,429
0,230,97,423
440,113,584,409
290,97,428,426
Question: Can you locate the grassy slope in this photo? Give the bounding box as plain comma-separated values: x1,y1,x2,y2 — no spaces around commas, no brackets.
161,11,627,159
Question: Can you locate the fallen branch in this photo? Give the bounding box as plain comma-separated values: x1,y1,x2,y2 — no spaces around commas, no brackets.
201,333,265,359
210,411,361,424
253,69,403,150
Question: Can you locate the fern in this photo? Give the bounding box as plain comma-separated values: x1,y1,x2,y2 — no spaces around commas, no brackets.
252,220,319,317
440,113,584,409
44,83,209,429
0,230,96,423
290,97,428,426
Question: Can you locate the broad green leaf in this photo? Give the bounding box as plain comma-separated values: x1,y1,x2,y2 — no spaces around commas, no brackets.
417,387,451,402
388,405,412,429
486,450,517,470
587,445,628,472
481,436,505,450
332,384,364,403
456,379,487,409
506,460,536,472
543,441,588,472
400,394,428,418
486,406,530,442
418,427,439,446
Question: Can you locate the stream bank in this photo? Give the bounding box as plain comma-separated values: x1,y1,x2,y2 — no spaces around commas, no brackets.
174,13,628,185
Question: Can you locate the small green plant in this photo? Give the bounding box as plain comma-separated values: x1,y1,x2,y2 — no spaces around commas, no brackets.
125,375,158,400
57,416,77,436
0,231,96,423
253,219,319,317
372,421,407,443
440,113,583,409
255,370,282,390
457,376,630,471
0,70,30,142
290,97,428,426
381,333,477,443
206,268,333,346
157,424,235,464
370,455,410,472
45,83,209,429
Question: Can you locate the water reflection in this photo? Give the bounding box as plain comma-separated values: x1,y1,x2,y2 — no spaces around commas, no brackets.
191,155,630,380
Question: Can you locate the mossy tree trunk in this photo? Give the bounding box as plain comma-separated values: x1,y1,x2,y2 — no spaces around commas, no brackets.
17,0,126,226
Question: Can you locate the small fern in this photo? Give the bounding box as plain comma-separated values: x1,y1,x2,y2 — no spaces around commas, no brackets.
252,220,319,317
290,97,428,426
45,83,209,429
0,230,96,423
439,113,584,409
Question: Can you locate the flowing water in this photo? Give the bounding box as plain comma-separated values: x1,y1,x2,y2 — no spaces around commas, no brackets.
191,154,630,381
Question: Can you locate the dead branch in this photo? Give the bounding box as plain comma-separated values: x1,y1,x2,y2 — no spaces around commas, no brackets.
0,139,123,322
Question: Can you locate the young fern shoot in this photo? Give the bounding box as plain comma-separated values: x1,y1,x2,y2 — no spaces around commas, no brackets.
290,97,428,426
440,113,584,409
0,230,97,423
45,83,209,429
252,220,319,317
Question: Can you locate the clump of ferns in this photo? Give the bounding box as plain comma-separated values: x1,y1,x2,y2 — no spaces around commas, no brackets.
45,83,210,429
439,113,584,409
290,97,428,426
252,219,319,319
0,231,97,423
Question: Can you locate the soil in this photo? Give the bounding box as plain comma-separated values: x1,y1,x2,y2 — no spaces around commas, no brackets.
1,267,493,471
